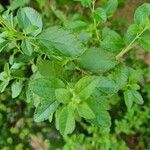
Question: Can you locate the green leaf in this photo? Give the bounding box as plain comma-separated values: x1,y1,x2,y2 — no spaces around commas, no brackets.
29,78,65,99
0,63,11,93
101,27,125,53
86,98,111,127
37,60,64,78
134,3,150,28
131,90,144,104
21,39,33,56
124,89,144,110
113,64,129,89
55,88,72,104
124,24,143,45
75,0,91,8
65,20,87,32
93,77,119,97
0,81,9,93
124,90,133,110
138,30,150,51
37,26,84,58
11,80,23,98
75,76,99,100
93,8,107,24
77,102,95,119
17,7,43,36
0,40,9,52
92,111,111,127
104,0,118,16
10,0,30,10
58,106,75,135
34,100,59,122
77,48,117,73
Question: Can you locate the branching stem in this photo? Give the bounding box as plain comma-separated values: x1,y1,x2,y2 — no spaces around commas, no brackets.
116,26,148,60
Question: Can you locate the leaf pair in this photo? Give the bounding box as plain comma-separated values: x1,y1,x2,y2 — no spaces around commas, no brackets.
124,89,143,110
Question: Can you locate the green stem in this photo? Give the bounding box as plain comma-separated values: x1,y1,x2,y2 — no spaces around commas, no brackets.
116,26,148,60
0,15,16,32
91,0,100,41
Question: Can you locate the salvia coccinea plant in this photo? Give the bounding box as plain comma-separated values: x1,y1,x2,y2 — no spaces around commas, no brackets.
0,0,150,136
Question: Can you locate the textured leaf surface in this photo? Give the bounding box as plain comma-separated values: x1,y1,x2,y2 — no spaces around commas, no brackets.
55,88,72,104
92,77,119,97
124,24,143,45
124,90,133,110
104,0,118,16
37,60,64,78
93,8,107,24
113,64,129,89
17,7,43,36
138,30,150,51
87,98,111,127
37,26,84,57
21,39,33,56
10,0,30,10
101,27,125,53
77,102,95,119
77,48,117,73
75,76,99,100
58,106,75,135
34,100,59,122
124,89,144,109
134,3,150,28
29,78,65,99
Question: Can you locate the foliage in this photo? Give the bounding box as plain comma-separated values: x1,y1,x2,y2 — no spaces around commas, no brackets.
0,0,150,149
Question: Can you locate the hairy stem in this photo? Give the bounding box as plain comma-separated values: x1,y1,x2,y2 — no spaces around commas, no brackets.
116,26,148,60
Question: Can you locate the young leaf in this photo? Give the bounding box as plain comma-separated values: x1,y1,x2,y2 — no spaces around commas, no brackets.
75,76,99,100
134,3,150,28
104,0,118,16
93,8,107,24
77,102,95,119
21,39,33,56
58,106,75,136
29,78,65,99
124,89,144,110
34,100,59,122
11,80,23,98
124,90,133,110
131,90,144,104
37,26,84,58
17,7,43,36
55,88,72,104
77,48,117,73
